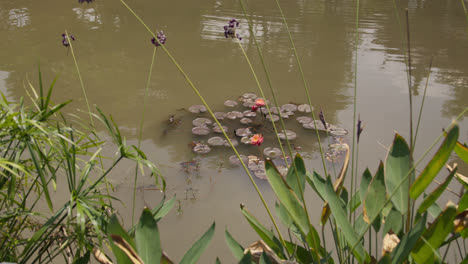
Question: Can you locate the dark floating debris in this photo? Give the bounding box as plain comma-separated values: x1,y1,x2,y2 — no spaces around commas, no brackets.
192,117,212,126
192,143,211,154
224,100,238,107
192,126,210,136
188,104,207,114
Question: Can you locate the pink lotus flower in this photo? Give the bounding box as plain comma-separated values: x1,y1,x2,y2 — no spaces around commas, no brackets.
251,105,259,112
250,134,264,146
255,98,266,107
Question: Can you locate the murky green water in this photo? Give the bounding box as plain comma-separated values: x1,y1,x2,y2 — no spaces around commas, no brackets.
1,0,468,262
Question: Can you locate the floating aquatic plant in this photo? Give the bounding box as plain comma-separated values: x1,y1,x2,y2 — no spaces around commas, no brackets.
188,104,207,113
224,100,238,107
192,126,210,136
61,33,75,47
78,0,93,3
151,31,167,47
192,117,212,126
224,19,242,40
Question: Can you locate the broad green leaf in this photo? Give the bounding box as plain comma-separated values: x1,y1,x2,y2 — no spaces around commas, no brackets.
225,229,244,260
180,222,215,264
382,207,402,237
111,235,143,264
241,207,284,257
418,168,456,214
363,161,386,232
265,160,309,235
275,202,300,236
259,252,272,264
239,252,253,264
348,192,361,213
135,208,161,264
391,213,427,264
107,214,135,264
385,134,410,214
153,195,176,221
216,257,221,264
459,191,468,211
411,204,457,263
411,125,458,199
377,254,391,264
427,202,442,218
285,154,306,198
359,168,373,202
454,140,468,164
311,172,368,263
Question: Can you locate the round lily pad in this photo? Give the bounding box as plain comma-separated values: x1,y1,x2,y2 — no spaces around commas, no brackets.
263,147,281,159
242,92,257,99
235,127,252,137
266,114,280,122
261,107,279,114
192,143,211,154
214,112,226,120
243,101,256,108
298,104,312,113
240,118,252,125
330,128,348,137
192,126,210,136
226,111,243,120
241,136,251,144
192,117,212,126
212,125,228,133
278,130,297,140
303,120,327,131
281,104,297,112
243,110,256,117
296,116,313,124
229,155,248,166
207,136,225,146
254,170,267,180
188,104,207,114
224,100,238,107
224,138,239,147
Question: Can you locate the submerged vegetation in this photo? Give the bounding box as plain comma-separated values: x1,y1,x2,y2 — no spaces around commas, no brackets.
1,0,468,263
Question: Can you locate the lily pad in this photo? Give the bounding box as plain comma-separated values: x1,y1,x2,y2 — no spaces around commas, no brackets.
254,170,267,180
296,116,313,124
214,112,226,120
330,128,348,137
241,136,251,144
280,113,290,119
302,120,328,131
261,107,279,114
266,114,280,122
207,136,225,146
243,110,256,117
192,117,212,126
212,125,228,133
192,143,211,154
226,111,244,120
236,128,253,137
224,138,239,147
242,92,257,100
240,118,252,125
229,155,248,166
276,166,289,177
224,100,238,107
188,104,207,114
297,104,313,113
263,147,282,159
192,126,210,136
278,130,297,140
243,101,256,108
280,103,297,112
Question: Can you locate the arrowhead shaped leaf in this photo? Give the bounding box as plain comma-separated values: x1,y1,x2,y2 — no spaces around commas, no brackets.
385,134,410,214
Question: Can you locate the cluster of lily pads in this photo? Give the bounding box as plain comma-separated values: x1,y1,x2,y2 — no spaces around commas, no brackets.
187,92,348,179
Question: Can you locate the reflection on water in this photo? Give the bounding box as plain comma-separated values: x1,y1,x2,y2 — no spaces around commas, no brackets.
0,0,468,261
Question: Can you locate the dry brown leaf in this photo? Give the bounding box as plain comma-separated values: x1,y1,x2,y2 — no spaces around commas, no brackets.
111,234,143,264
93,247,113,264
243,240,296,264
381,232,400,256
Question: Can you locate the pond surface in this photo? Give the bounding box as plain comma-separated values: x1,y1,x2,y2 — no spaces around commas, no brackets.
1,0,468,262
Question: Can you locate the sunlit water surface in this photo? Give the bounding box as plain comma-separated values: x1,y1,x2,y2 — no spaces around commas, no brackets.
1,0,468,262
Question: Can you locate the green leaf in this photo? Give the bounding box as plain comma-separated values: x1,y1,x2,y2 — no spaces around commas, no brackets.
359,168,373,202
107,214,135,264
265,160,309,235
348,191,361,213
285,154,306,199
135,208,161,264
385,134,410,214
454,140,468,164
411,203,457,263
391,213,427,264
180,222,215,264
225,229,244,261
418,168,456,214
427,202,442,218
459,191,468,212
240,207,284,257
215,257,221,264
411,125,459,200
363,161,386,232
153,195,176,221
259,252,272,264
311,172,368,263
382,207,403,236
239,251,253,264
